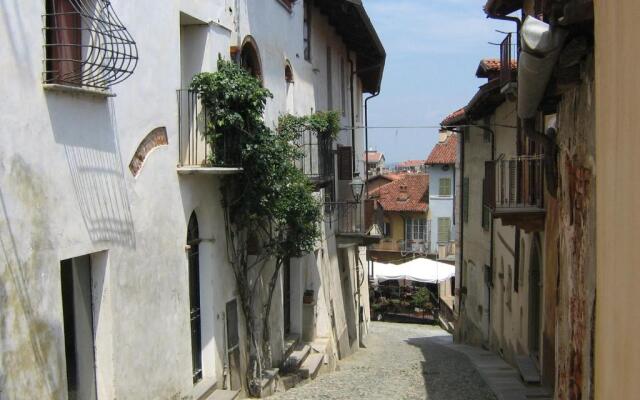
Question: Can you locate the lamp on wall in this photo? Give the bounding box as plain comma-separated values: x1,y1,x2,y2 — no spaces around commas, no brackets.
350,173,365,202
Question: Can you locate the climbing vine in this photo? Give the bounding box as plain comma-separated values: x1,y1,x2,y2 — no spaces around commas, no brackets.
190,60,338,396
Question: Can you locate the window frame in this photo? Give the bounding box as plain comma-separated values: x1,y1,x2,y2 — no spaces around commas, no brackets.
439,177,452,197
303,0,312,62
437,217,451,243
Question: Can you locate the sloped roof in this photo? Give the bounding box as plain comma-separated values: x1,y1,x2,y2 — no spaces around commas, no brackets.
369,174,429,213
365,151,384,163
426,134,458,165
441,108,467,126
397,160,426,168
484,0,522,16
476,58,518,79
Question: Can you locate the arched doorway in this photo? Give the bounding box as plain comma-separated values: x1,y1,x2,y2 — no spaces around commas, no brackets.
240,37,262,81
528,234,542,360
187,211,203,383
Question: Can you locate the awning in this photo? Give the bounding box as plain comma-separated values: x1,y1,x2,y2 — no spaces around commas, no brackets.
373,258,455,284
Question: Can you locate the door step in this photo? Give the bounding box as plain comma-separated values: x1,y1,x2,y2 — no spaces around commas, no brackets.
205,389,240,400
283,344,311,372
299,353,324,380
516,356,541,384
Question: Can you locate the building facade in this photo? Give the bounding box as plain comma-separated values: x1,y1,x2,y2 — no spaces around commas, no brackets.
0,0,384,399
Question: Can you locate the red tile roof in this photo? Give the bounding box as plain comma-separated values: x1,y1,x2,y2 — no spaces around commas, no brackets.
426,134,458,165
370,174,429,213
441,107,466,126
397,160,426,168
476,58,518,79
365,151,384,163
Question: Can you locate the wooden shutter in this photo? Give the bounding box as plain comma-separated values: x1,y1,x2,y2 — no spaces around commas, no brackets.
47,0,82,85
439,178,451,196
483,161,495,209
337,146,352,180
438,217,451,243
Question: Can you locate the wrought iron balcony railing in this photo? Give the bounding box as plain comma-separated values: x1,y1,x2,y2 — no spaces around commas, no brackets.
500,33,516,87
43,0,138,89
326,200,383,237
177,89,242,169
484,155,545,212
294,129,334,183
370,239,432,255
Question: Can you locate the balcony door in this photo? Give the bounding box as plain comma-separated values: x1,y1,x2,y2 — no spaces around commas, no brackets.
187,212,203,384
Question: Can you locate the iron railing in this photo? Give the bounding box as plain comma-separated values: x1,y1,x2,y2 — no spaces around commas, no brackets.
43,0,138,89
295,130,334,181
177,89,242,168
485,155,545,210
370,238,432,255
500,33,515,87
326,200,382,236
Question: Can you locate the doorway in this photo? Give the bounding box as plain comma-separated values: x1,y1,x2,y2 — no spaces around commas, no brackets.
187,212,203,384
60,255,97,400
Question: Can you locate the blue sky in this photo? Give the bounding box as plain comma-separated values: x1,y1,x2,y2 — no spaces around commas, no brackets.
363,0,512,163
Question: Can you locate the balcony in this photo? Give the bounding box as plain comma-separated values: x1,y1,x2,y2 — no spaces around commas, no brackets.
295,129,334,188
370,239,432,255
177,89,243,175
499,33,517,96
326,200,383,246
484,155,546,231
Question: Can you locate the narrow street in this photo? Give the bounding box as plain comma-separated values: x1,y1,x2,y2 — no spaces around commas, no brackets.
271,322,496,400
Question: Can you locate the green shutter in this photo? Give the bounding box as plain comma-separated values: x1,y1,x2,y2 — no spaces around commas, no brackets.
463,177,469,224
438,217,451,243
439,178,452,196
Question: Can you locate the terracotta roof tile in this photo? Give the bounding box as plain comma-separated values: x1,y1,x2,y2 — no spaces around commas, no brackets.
365,151,384,163
426,134,458,165
397,160,426,168
476,58,518,78
441,107,466,126
369,174,429,213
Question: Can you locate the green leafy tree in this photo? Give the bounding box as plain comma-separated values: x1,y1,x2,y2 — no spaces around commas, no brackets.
190,60,338,396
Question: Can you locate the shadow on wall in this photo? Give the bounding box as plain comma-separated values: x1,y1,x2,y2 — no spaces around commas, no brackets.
46,95,136,247
405,335,497,400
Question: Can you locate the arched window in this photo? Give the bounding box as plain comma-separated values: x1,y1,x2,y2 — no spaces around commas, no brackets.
187,211,203,383
240,37,262,81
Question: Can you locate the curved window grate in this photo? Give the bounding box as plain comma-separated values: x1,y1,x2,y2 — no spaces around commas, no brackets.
43,0,138,89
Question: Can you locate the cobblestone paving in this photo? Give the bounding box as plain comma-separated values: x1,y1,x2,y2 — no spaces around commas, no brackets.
271,322,497,400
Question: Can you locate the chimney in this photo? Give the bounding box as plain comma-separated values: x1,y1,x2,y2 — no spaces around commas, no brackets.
438,129,451,143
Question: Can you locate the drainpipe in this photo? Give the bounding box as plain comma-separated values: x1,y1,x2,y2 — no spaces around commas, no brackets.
364,91,380,197
348,57,356,177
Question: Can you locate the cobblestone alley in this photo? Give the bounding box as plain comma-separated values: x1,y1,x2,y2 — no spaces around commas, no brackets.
270,322,496,400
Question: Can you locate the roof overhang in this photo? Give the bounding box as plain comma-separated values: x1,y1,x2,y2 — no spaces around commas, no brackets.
484,0,523,16
465,79,506,121
316,0,386,94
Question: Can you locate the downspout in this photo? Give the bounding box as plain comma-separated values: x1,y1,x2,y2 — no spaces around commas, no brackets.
364,91,380,197
348,57,356,176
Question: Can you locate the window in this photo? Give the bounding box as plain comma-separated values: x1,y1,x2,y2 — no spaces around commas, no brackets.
439,177,452,196
384,222,391,237
438,217,451,243
340,58,346,116
337,146,352,180
44,0,137,89
463,177,469,224
450,276,456,296
326,46,333,110
60,255,97,400
303,0,312,61
187,212,203,384
406,218,427,241
240,39,262,80
482,205,491,231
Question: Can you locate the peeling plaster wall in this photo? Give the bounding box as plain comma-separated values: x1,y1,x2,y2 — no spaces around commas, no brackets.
553,55,596,400
0,0,370,398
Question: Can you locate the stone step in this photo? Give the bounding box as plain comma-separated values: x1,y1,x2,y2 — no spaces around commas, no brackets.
310,338,330,355
299,353,324,380
285,344,311,371
205,389,239,400
516,356,541,384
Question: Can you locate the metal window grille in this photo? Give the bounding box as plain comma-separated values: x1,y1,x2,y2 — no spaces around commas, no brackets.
43,0,138,89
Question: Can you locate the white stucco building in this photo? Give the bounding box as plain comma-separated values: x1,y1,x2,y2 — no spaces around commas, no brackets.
0,0,384,399
425,132,458,261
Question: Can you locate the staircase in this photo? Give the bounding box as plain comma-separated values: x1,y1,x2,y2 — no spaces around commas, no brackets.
278,338,328,391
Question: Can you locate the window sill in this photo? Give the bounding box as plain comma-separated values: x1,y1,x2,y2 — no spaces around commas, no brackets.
43,84,116,98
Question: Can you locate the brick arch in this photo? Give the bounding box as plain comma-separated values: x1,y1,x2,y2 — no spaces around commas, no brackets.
128,127,168,177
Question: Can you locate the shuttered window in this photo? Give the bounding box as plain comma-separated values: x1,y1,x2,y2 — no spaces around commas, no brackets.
438,217,451,243
337,146,352,181
439,178,452,196
463,177,469,224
